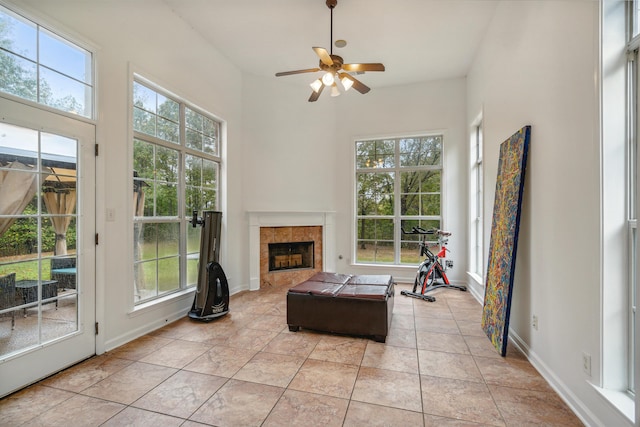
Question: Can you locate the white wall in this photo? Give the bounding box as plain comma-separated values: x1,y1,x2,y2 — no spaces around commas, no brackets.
16,0,245,353
334,78,468,284
467,1,630,426
9,1,631,425
242,74,468,285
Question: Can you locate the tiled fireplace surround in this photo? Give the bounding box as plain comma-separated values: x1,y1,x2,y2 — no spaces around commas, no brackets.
248,212,336,290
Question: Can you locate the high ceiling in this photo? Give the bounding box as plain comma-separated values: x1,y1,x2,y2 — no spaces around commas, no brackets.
164,0,499,89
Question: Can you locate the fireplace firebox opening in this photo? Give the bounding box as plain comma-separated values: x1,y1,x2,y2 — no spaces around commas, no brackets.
268,241,314,272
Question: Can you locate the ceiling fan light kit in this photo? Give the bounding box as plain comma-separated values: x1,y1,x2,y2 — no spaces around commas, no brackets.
275,0,385,102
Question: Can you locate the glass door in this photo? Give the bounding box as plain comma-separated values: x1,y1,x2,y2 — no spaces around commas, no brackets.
0,97,95,397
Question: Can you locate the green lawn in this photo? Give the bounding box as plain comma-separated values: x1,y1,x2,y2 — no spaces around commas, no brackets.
0,253,63,281
356,246,423,264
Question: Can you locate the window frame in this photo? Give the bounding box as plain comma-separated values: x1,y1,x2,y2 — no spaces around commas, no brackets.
132,76,221,305
629,44,639,397
0,4,94,119
353,133,444,266
628,1,640,397
470,120,484,281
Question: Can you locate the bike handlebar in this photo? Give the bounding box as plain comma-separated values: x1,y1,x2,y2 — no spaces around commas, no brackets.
401,227,451,237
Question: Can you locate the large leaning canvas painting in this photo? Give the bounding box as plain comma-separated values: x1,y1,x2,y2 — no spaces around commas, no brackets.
481,126,530,356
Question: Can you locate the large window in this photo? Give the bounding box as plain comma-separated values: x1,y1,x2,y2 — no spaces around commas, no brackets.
355,135,443,265
132,78,220,304
0,5,93,118
470,121,484,280
628,0,640,396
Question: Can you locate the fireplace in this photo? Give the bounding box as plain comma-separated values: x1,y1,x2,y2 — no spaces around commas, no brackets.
259,226,322,287
248,212,336,290
269,241,314,272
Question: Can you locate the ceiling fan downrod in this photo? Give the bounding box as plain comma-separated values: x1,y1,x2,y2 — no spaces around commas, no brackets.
327,0,336,55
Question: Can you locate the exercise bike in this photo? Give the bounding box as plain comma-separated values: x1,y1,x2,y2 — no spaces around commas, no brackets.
400,226,467,302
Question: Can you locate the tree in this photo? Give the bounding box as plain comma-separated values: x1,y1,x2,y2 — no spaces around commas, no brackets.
355,136,443,259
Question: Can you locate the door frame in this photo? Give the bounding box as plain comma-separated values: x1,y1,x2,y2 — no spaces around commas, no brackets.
0,96,96,397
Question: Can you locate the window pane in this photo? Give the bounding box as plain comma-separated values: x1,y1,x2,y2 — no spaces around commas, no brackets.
157,222,179,257
356,216,394,264
202,189,217,210
185,186,201,215
185,155,202,187
0,5,93,118
203,135,217,156
39,66,91,117
132,78,221,304
355,135,443,266
422,194,441,216
186,258,198,287
42,132,76,158
133,82,179,143
186,129,202,151
157,93,178,122
186,108,219,156
142,182,156,216
156,184,178,216
155,145,178,183
635,0,640,38
186,108,203,131
202,159,217,187
0,8,37,60
0,218,38,258
400,170,440,216
357,172,394,215
158,257,179,295
136,223,157,261
133,107,156,137
133,81,156,113
135,260,157,300
186,225,200,287
0,51,37,101
203,117,217,136
157,116,179,143
356,140,395,168
133,139,155,179
400,136,442,167
185,155,217,214
39,28,91,84
187,224,200,254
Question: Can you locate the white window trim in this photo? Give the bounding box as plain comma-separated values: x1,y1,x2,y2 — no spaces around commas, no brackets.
129,73,223,309
469,115,484,286
352,131,446,266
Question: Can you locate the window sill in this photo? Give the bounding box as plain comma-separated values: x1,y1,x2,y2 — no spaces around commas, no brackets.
128,287,195,318
351,262,418,269
592,383,634,423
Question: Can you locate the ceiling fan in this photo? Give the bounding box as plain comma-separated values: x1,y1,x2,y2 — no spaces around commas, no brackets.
275,0,385,102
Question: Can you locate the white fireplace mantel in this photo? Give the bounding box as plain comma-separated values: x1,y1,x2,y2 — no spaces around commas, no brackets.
248,211,336,290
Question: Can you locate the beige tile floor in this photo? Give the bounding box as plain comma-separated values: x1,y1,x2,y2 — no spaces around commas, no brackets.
0,282,584,426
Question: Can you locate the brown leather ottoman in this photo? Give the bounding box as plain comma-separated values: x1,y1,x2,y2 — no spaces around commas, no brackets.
286,273,394,342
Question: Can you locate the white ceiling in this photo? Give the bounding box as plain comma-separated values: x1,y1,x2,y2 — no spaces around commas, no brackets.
163,0,499,89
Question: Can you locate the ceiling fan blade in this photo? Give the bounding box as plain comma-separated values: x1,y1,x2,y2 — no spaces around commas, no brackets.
342,63,385,72
275,68,320,77
340,73,370,94
308,83,325,102
312,47,334,66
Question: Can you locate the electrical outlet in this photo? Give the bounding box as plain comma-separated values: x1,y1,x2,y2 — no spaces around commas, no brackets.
532,315,538,330
582,352,591,376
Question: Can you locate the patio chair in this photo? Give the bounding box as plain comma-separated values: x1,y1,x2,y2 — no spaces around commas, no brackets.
51,257,76,290
0,272,17,329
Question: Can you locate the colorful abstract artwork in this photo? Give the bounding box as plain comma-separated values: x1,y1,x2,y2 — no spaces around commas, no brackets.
481,126,530,356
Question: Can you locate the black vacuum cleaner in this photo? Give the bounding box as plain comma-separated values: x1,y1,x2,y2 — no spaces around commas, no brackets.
188,210,230,321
